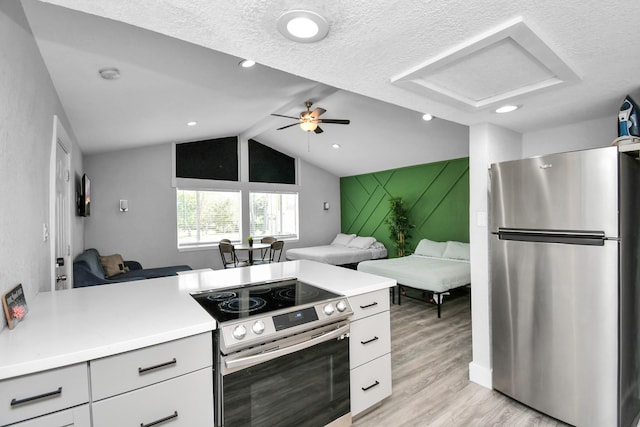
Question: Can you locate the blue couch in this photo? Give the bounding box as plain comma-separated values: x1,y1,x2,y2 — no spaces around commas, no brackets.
73,248,192,288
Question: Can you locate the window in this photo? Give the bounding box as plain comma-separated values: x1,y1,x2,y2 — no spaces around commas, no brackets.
249,192,298,240
175,137,238,181
177,189,241,248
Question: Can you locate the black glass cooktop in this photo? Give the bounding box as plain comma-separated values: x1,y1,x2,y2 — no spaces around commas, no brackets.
191,278,340,323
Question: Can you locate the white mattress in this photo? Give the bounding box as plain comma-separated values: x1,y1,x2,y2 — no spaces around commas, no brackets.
285,245,387,265
357,255,470,293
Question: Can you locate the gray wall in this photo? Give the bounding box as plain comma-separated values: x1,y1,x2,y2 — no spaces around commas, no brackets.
0,1,83,317
83,141,341,271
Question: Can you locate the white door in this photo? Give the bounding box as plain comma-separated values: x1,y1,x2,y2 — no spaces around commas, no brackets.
50,116,72,291
55,140,71,290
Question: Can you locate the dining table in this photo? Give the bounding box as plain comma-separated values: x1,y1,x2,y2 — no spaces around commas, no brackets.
233,242,271,265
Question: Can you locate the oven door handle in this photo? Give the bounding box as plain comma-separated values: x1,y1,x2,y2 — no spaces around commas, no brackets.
225,324,350,371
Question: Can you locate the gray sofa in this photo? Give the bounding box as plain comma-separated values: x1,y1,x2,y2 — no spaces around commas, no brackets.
73,248,191,288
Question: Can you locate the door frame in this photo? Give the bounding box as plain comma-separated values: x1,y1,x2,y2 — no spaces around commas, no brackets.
49,115,73,291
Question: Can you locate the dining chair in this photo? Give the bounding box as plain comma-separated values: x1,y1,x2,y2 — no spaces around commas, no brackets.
219,242,248,268
268,240,284,263
255,236,277,264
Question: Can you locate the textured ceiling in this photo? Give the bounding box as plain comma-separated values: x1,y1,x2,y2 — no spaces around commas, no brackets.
21,0,640,176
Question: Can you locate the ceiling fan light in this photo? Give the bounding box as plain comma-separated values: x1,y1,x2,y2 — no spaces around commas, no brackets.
300,121,318,132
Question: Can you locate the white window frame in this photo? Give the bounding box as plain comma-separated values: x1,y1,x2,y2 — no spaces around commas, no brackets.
249,191,299,241
176,187,242,250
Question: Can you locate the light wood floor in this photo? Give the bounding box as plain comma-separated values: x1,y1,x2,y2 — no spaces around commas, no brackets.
352,288,569,427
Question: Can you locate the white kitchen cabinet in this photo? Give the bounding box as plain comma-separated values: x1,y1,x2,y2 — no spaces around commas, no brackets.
90,332,211,400
348,289,392,417
351,353,392,416
0,363,89,426
350,310,391,369
90,332,213,427
91,368,213,427
8,404,90,427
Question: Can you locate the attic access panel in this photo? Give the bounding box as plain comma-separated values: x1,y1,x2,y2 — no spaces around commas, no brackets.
390,17,580,111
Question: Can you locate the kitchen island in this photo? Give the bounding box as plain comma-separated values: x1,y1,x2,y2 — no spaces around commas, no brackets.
0,260,394,426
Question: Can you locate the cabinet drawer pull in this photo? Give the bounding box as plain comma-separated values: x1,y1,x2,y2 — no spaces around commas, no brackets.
10,387,62,406
361,336,379,345
359,301,378,309
141,410,178,427
138,358,177,374
362,380,380,391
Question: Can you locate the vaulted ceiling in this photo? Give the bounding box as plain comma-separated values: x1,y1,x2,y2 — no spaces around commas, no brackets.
22,0,640,176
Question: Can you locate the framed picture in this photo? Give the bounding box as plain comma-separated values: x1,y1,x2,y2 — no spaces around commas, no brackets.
2,284,28,329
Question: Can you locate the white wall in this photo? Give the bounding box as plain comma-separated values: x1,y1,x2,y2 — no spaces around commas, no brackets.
523,116,614,157
83,140,341,271
468,124,522,388
468,114,616,389
0,1,83,318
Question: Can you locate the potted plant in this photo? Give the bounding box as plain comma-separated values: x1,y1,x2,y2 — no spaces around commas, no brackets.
385,197,414,257
247,236,253,247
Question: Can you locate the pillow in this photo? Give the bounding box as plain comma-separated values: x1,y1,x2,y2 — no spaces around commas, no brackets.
331,233,356,246
414,239,447,258
442,241,470,261
347,236,377,249
99,254,130,278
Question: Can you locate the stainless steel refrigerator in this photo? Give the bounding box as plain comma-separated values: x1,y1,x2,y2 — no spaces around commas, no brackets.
489,146,640,427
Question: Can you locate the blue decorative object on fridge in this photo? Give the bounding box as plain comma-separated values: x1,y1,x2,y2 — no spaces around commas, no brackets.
618,95,639,137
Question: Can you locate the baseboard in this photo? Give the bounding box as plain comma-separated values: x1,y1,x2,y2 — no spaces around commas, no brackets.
468,361,492,389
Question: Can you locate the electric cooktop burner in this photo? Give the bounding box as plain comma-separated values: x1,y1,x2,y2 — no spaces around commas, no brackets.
191,277,342,323
218,297,267,314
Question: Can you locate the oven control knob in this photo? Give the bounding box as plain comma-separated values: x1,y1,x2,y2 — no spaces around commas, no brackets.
336,300,348,312
252,320,265,335
233,324,247,340
323,304,335,316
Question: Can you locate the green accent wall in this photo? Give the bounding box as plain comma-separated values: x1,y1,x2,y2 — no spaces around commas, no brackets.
340,157,469,257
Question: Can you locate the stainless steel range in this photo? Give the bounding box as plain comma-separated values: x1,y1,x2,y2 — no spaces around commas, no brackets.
191,277,353,427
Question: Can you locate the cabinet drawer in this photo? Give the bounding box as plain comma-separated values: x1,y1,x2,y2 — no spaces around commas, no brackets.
350,310,391,369
92,368,214,427
91,332,212,401
349,289,390,321
0,363,89,426
350,353,392,417
9,403,90,427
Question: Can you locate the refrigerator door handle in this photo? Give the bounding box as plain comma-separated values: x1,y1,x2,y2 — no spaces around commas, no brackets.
497,228,607,246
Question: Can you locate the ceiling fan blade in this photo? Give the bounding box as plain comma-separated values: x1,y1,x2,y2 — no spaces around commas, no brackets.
314,126,324,134
310,108,326,119
271,113,300,120
276,123,300,130
318,119,350,125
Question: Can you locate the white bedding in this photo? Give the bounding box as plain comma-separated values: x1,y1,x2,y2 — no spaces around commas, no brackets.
357,254,470,293
286,245,387,265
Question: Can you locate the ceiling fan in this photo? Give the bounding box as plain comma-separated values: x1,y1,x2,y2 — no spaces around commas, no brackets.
272,101,350,134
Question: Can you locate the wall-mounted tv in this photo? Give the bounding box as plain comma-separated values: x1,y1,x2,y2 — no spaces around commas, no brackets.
77,174,90,217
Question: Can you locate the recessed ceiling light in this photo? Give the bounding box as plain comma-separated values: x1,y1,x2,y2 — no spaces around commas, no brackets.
277,10,329,43
422,113,434,121
239,59,256,68
495,105,519,113
332,144,340,149
99,67,120,80
187,121,197,126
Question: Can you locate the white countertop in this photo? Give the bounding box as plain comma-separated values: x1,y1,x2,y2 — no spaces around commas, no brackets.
176,259,396,297
0,260,394,380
